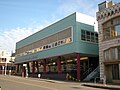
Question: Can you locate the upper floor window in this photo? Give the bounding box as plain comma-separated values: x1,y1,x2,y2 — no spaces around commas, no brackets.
81,29,98,43
1,58,6,62
103,16,120,40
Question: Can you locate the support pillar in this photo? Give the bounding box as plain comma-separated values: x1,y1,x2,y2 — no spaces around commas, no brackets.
36,61,39,73
57,56,61,74
17,64,19,73
32,61,35,74
76,53,80,81
43,59,46,74
22,64,26,77
27,62,30,74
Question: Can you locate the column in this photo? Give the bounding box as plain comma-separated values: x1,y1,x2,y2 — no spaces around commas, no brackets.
22,64,26,77
27,62,30,74
32,61,35,74
17,64,19,73
76,53,80,81
36,61,39,73
57,56,61,74
43,59,46,74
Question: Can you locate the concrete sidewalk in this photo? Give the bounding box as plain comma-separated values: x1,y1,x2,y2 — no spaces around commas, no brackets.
81,83,120,90
3,75,120,89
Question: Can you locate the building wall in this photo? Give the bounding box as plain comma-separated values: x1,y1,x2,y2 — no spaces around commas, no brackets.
0,50,11,63
16,13,76,49
15,12,98,63
76,22,98,55
97,2,120,80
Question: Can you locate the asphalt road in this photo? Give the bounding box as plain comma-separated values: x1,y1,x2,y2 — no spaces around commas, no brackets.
0,75,106,90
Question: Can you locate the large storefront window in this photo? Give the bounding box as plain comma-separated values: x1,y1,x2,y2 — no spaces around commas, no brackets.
103,16,120,40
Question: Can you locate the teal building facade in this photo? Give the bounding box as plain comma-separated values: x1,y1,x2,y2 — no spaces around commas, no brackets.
15,12,99,81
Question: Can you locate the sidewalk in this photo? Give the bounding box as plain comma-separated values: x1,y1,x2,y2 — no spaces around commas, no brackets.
81,83,120,90
4,75,120,89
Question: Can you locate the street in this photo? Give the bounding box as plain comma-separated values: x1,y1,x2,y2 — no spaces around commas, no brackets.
0,75,106,90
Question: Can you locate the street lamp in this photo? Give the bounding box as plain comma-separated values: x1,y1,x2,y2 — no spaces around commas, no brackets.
4,58,7,75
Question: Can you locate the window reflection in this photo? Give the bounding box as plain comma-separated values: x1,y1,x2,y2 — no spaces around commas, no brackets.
104,46,120,61
81,29,98,43
103,16,120,40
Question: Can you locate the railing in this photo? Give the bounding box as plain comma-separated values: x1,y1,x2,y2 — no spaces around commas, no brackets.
81,67,93,80
83,66,100,81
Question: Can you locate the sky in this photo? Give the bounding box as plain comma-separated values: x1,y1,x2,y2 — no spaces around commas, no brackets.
0,0,119,52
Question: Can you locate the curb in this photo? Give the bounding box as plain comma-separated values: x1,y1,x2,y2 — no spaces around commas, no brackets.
81,83,120,90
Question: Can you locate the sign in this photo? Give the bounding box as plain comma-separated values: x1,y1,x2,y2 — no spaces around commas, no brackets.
23,64,27,66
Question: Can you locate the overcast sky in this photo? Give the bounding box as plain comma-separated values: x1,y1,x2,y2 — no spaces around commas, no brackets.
0,0,119,52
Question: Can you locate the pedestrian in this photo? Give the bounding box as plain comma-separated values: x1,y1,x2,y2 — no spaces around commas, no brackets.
38,74,41,79
66,73,69,80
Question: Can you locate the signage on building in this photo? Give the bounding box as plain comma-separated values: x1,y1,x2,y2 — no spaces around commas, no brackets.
23,64,27,66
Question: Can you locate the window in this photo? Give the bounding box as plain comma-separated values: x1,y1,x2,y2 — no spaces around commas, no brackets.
95,33,98,43
104,46,120,61
91,32,95,42
111,48,118,60
118,47,120,59
2,58,6,62
115,25,120,36
81,30,86,40
104,50,110,60
103,28,110,39
103,16,120,40
86,31,90,41
81,29,98,43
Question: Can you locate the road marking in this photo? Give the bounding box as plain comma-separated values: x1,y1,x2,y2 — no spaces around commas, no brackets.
0,77,58,90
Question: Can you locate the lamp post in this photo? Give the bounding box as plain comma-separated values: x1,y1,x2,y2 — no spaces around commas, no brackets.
4,58,7,75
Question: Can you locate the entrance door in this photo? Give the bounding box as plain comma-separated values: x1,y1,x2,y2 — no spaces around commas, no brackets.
112,64,120,80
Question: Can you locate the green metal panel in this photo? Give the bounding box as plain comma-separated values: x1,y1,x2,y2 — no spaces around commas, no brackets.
16,13,76,49
75,41,99,55
75,22,99,55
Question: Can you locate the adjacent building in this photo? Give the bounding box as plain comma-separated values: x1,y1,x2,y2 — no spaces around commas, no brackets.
0,50,15,74
15,12,99,81
97,1,120,83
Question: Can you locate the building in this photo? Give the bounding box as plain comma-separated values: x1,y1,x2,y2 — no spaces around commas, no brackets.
97,1,120,83
0,50,15,74
15,12,99,81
